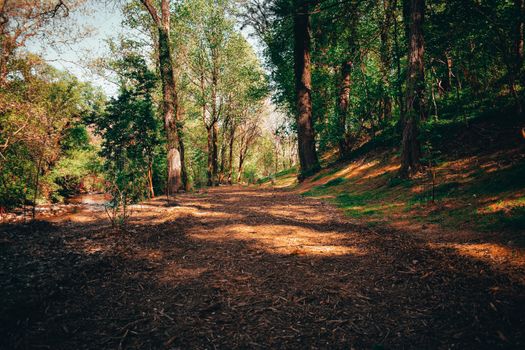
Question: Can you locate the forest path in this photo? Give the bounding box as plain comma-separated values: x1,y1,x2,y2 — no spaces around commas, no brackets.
1,186,524,349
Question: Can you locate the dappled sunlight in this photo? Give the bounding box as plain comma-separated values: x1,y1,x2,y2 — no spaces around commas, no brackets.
258,204,329,223
80,243,106,255
428,242,525,269
189,223,366,256
359,164,398,181
341,201,404,216
186,208,244,220
58,210,105,223
273,174,298,188
134,248,165,262
341,160,380,180
478,195,525,214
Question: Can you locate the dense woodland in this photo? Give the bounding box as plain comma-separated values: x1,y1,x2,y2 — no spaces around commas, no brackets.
1,0,523,212
1,1,525,349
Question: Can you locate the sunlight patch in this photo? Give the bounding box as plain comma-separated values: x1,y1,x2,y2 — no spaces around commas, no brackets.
189,224,366,256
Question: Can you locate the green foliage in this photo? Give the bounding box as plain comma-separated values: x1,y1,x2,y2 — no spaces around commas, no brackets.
91,53,161,202
252,0,525,176
46,149,103,198
0,55,105,209
61,124,91,152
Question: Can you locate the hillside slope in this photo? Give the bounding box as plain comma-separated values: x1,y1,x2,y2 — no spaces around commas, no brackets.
261,113,525,269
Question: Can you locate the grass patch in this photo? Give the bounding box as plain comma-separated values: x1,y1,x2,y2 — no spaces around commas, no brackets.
411,181,462,203
387,176,413,188
321,177,346,188
258,167,297,184
466,163,525,195
312,166,342,181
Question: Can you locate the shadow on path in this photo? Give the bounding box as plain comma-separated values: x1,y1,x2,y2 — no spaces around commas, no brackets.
0,186,524,349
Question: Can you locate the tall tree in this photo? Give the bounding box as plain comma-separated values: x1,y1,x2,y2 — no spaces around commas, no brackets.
379,0,393,122
399,0,425,178
293,0,320,179
140,0,186,195
514,0,524,116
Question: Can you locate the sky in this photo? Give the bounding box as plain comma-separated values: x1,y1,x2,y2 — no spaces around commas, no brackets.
26,3,126,96
25,2,264,98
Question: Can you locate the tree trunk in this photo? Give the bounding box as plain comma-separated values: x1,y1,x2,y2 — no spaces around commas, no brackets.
337,60,352,158
445,51,453,93
393,0,405,125
141,0,184,195
399,0,425,178
380,0,393,122
219,140,226,183
293,0,320,179
516,0,525,75
228,129,235,184
513,0,524,116
206,126,213,186
148,164,155,198
237,153,244,183
177,106,190,191
159,26,182,195
32,156,43,220
212,121,219,186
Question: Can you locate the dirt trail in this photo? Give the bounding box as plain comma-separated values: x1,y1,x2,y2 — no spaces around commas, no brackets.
1,186,524,349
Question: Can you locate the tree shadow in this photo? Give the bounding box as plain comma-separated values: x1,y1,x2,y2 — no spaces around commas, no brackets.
1,188,524,349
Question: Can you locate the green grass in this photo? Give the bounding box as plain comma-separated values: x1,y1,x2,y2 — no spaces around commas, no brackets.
312,166,343,181
321,177,346,188
258,167,297,184
410,181,462,203
273,105,525,236
300,161,525,235
466,163,525,195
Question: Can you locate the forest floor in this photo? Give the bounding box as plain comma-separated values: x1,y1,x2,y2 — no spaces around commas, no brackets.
1,186,525,349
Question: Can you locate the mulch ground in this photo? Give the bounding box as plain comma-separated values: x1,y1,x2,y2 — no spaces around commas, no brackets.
1,186,524,349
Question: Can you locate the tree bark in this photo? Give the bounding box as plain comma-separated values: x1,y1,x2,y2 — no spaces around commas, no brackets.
210,59,219,186
219,141,226,184
399,0,425,178
228,128,235,184
513,0,524,116
237,152,244,183
212,120,219,186
159,26,182,195
337,60,352,158
177,106,189,191
516,0,525,74
380,0,393,122
293,0,320,179
148,164,155,198
393,0,405,124
141,0,184,195
206,126,213,186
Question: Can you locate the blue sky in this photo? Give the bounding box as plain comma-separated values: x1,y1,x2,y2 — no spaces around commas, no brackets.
27,3,126,96
25,2,263,97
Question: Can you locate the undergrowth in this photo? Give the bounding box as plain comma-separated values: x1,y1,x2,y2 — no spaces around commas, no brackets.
263,108,525,236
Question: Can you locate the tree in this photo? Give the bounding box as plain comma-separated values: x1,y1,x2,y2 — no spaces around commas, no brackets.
399,0,425,178
293,0,320,179
140,0,187,195
92,54,161,202
0,54,102,214
173,0,267,186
